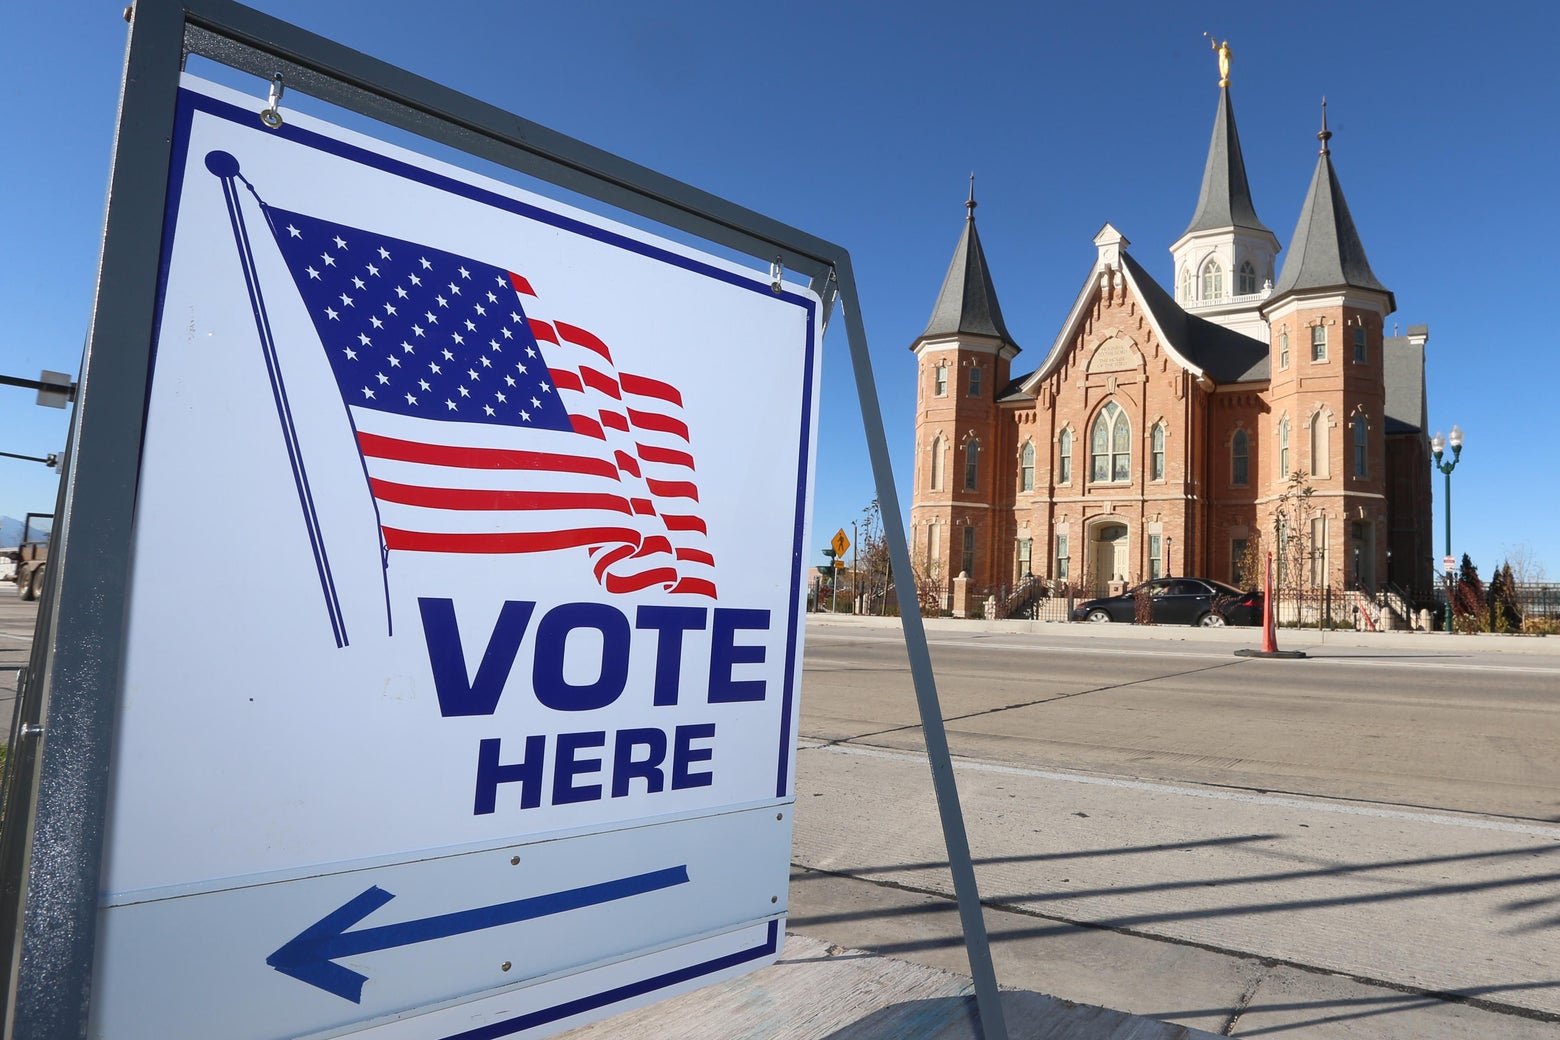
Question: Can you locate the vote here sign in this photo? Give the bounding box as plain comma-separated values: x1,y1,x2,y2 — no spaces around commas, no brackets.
87,76,820,1040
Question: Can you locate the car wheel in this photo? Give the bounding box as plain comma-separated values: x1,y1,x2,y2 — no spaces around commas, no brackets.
1196,612,1226,628
1086,609,1112,623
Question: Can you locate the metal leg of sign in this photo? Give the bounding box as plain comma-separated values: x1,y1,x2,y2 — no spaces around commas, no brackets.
830,255,1010,1040
0,4,189,1039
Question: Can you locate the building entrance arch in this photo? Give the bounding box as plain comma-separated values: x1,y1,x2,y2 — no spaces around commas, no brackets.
1090,522,1129,596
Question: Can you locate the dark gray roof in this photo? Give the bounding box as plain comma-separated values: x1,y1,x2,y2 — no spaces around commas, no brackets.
1270,149,1394,308
1182,87,1272,238
1121,253,1270,384
914,208,1019,349
1383,327,1428,435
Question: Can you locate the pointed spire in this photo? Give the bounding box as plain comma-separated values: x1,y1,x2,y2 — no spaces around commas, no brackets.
1271,111,1394,308
915,185,1019,348
1181,76,1272,238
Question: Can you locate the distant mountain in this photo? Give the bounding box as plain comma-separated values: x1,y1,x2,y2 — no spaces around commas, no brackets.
0,515,51,548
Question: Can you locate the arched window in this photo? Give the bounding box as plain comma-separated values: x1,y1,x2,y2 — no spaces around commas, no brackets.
1353,416,1369,477
1150,423,1166,481
1231,429,1249,486
1019,441,1035,491
1058,428,1073,484
1091,402,1131,482
1310,411,1329,477
1201,259,1224,300
964,439,980,491
1178,266,1191,302
1238,260,1257,295
929,433,945,491
1279,417,1290,478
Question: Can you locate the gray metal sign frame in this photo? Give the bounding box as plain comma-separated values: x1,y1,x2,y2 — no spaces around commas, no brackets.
0,3,1008,1038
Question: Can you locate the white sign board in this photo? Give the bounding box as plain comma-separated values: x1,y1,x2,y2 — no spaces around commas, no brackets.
88,76,820,1040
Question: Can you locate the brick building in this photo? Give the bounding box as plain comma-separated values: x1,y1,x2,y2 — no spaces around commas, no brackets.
909,61,1434,611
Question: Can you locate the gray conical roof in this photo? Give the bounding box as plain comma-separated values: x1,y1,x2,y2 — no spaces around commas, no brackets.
1182,86,1272,238
915,198,1018,349
1271,141,1393,308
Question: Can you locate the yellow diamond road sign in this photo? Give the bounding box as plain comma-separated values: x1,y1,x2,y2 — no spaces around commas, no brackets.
831,528,850,559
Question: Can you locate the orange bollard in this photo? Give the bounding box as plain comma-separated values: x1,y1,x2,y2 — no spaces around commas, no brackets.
1261,551,1278,653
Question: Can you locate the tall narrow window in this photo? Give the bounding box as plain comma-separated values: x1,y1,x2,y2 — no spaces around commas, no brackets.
1310,412,1329,478
1019,442,1035,491
1231,429,1250,486
929,434,945,491
964,439,980,491
927,522,941,573
1311,325,1327,361
961,526,976,578
1310,517,1328,588
1231,538,1249,586
1178,266,1191,302
934,364,948,396
1090,403,1131,482
968,366,982,397
1017,538,1032,578
1276,517,1289,584
1149,534,1164,580
1238,260,1257,295
1150,423,1166,481
1056,533,1070,581
1353,325,1368,364
1279,418,1290,478
1201,259,1224,299
1058,428,1073,484
1279,331,1290,370
1353,416,1369,477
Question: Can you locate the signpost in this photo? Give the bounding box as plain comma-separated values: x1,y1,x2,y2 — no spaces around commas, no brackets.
0,4,1009,1040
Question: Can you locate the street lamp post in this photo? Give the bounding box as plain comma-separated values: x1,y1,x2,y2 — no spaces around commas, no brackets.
1430,424,1465,633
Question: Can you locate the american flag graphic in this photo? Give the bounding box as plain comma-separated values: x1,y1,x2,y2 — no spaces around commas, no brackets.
265,206,716,598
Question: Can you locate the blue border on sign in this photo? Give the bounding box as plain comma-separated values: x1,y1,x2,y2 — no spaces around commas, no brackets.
443,921,780,1040
151,81,810,1036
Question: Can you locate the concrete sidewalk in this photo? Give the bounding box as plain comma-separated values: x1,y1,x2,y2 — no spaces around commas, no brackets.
558,933,1219,1040
804,610,1560,656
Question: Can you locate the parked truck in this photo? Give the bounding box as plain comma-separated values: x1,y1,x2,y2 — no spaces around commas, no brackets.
7,512,51,601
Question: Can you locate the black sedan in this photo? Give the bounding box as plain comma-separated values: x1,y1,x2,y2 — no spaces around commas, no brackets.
1070,577,1262,627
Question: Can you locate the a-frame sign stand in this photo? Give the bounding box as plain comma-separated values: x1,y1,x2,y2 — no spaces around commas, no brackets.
0,3,1009,1038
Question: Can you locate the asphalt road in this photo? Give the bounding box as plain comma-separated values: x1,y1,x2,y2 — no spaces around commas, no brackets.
789,616,1560,1037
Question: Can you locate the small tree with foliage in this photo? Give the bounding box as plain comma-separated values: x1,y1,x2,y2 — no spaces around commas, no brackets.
1452,553,1488,633
1487,561,1521,633
1234,533,1266,593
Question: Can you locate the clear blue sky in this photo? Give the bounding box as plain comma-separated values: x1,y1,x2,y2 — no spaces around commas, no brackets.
4,2,1557,581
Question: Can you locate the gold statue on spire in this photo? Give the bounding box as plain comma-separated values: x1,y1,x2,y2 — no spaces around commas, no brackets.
1204,33,1231,87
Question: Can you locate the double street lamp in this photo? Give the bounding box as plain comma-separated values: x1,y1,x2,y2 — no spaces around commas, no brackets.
1430,424,1465,633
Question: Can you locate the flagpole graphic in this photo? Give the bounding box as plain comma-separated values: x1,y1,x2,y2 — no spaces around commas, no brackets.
208,149,351,647
204,150,718,646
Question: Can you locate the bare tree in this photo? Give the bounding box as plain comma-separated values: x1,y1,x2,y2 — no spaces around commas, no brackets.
1271,470,1316,625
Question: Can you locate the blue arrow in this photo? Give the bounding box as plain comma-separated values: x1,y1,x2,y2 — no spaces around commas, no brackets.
267,865,691,1002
